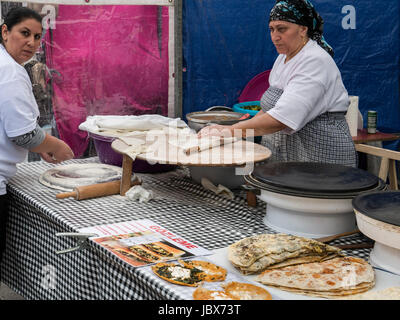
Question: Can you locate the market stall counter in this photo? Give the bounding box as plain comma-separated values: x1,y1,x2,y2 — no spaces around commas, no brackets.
0,158,375,300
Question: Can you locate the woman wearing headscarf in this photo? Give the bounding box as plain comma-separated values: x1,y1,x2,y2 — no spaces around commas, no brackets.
199,0,357,167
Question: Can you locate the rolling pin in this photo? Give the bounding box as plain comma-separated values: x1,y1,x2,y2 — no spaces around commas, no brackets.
56,178,142,200
183,137,239,155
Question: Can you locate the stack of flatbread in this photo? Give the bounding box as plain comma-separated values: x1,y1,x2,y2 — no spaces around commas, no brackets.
228,234,376,299
228,234,343,274
256,257,375,298
340,287,400,300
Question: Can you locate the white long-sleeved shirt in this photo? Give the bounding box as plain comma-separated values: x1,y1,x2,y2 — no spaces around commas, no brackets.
267,39,350,133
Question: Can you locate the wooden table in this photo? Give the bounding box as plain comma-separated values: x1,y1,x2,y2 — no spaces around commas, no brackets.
353,129,400,144
353,129,400,190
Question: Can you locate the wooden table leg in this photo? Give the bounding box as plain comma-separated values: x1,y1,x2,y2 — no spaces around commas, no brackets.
246,191,257,207
378,157,389,182
120,154,133,196
389,159,398,190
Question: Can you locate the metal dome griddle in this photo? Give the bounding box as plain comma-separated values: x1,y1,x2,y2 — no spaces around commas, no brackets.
244,174,386,199
352,191,400,227
251,162,379,194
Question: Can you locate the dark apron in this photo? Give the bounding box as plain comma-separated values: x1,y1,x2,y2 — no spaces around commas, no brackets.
260,86,357,167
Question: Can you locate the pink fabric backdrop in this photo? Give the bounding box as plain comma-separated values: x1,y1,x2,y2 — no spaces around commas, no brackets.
45,5,169,157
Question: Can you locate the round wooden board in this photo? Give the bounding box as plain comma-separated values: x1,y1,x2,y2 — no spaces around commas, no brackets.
111,136,271,167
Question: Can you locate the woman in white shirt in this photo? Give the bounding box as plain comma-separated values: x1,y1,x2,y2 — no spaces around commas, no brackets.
199,0,357,167
0,7,74,268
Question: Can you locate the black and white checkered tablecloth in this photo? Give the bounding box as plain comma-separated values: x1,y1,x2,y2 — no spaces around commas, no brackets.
0,158,373,300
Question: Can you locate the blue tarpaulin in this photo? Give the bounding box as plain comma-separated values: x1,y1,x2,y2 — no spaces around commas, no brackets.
182,0,400,149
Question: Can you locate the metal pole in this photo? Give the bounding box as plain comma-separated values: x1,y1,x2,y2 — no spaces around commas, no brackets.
174,0,182,119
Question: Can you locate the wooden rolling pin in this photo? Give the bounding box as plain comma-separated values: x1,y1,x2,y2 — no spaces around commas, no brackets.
315,228,360,243
183,137,239,155
56,178,142,200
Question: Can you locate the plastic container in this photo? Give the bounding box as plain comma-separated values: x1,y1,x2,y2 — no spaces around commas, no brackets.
232,101,261,117
238,70,270,103
89,132,176,173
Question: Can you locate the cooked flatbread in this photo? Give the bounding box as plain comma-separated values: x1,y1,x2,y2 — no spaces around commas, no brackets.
193,282,272,300
340,287,400,300
256,256,375,298
228,234,342,274
222,282,272,300
270,282,374,299
179,260,227,282
152,262,206,287
243,253,339,274
193,287,234,300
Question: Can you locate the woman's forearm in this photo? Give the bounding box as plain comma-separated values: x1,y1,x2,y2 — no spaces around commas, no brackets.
30,133,61,153
231,112,287,137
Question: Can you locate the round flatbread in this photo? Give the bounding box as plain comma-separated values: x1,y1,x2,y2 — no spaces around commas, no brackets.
256,256,375,298
222,282,272,300
340,287,400,300
228,233,342,274
152,262,205,287
193,287,234,300
179,260,227,282
193,282,272,300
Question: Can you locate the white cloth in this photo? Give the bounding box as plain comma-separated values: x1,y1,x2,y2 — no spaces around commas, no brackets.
0,45,40,195
125,185,154,203
200,177,234,200
79,115,188,137
267,40,349,133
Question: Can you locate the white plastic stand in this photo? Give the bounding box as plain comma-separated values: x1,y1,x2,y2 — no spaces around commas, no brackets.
259,190,356,238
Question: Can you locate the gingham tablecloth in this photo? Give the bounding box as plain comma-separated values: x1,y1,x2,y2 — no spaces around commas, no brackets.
0,158,373,300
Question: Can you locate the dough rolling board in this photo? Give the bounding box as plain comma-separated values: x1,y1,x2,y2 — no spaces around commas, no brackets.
111,135,271,195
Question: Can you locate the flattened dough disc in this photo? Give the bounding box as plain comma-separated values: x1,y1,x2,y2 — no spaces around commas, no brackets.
39,163,123,191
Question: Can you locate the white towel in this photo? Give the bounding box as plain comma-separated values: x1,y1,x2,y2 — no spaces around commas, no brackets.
79,115,188,135
125,185,154,203
201,177,234,200
345,96,360,137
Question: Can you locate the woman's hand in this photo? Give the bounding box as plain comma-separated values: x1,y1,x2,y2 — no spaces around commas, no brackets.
198,125,233,138
39,140,74,164
39,152,58,164
31,134,74,164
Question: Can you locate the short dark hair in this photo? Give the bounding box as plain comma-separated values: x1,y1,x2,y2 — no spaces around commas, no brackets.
1,7,42,44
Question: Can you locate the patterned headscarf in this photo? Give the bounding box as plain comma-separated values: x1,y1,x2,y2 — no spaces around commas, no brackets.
269,0,334,57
